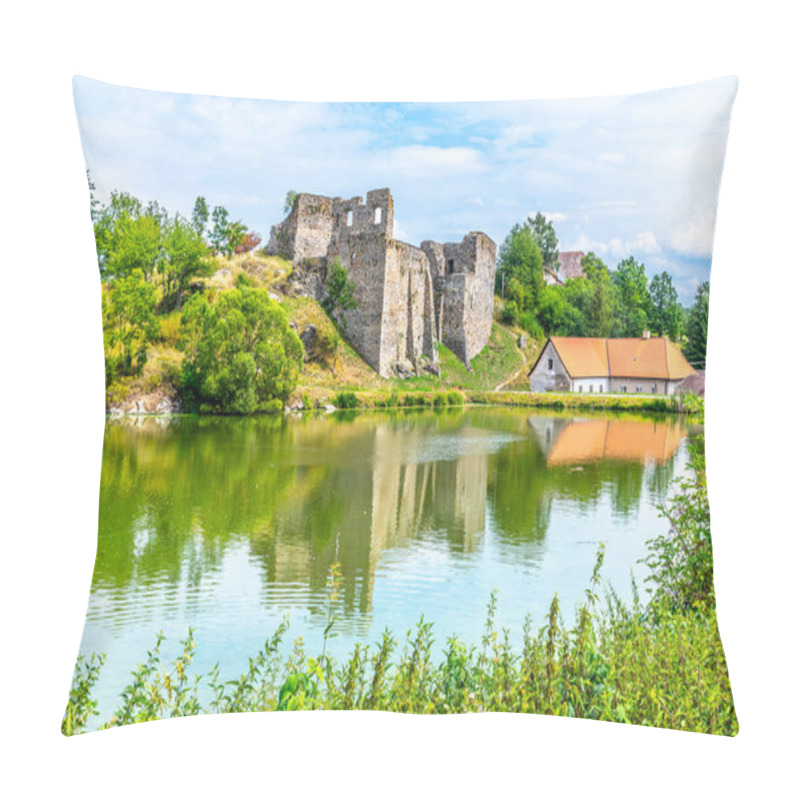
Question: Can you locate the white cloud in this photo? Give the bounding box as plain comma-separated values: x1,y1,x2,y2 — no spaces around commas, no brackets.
667,211,717,258
73,75,736,300
568,230,660,261
385,145,486,177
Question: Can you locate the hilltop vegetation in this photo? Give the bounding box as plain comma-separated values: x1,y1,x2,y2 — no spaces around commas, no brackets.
91,185,539,414
91,182,705,416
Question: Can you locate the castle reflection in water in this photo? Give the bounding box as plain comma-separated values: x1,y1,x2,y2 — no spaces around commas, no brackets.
93,410,695,627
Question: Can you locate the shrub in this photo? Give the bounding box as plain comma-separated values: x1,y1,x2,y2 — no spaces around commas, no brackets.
644,435,714,614
518,311,545,343
500,300,518,325
179,288,303,415
157,312,183,348
63,550,737,735
334,391,359,409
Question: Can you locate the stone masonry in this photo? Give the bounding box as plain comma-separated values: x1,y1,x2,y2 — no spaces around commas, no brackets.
266,188,496,378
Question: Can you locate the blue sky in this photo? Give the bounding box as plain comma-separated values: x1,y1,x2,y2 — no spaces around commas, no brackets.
74,76,737,304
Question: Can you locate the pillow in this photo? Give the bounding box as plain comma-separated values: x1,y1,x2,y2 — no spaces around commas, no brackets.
63,75,738,735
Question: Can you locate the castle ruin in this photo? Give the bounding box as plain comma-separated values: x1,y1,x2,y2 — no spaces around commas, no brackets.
266,188,496,378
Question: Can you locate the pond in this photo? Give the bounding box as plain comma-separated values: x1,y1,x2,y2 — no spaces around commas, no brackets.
78,407,699,719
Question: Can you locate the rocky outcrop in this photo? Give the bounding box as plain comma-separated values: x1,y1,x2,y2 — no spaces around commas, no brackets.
108,389,183,417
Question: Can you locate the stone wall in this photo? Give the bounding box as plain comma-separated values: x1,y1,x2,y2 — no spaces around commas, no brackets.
267,188,495,378
432,232,496,364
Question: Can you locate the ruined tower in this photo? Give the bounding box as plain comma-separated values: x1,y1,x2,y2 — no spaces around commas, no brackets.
266,188,496,378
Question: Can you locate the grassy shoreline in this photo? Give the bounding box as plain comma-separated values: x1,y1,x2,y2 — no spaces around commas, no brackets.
108,391,702,418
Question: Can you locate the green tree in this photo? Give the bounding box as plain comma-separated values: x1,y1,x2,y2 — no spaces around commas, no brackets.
321,258,358,377
191,196,209,238
93,191,156,280
581,253,617,337
179,288,303,414
284,190,298,215
497,223,544,310
649,271,682,341
161,214,214,310
210,206,229,254
86,169,101,224
685,281,710,368
561,278,592,336
527,212,560,273
102,268,159,382
612,257,652,337
101,212,163,282
536,284,582,336
225,220,248,257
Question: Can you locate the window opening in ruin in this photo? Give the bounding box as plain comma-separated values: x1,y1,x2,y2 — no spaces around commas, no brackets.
446,259,455,274
374,207,382,224
547,358,553,370
347,210,353,227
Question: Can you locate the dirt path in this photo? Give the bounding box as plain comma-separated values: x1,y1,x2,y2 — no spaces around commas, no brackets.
494,344,530,392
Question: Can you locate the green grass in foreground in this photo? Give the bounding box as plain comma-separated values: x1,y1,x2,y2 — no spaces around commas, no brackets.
62,555,735,735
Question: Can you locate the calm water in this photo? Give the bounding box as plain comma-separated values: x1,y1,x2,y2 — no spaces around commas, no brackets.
78,408,698,719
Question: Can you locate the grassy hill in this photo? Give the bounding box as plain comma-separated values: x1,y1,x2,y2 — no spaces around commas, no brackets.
105,252,542,413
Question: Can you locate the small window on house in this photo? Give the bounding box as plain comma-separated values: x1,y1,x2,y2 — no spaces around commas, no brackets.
589,385,593,393
621,385,627,393
547,358,554,370
652,384,657,394
579,386,583,392
446,259,455,274
346,210,353,227
374,207,382,225
636,385,642,393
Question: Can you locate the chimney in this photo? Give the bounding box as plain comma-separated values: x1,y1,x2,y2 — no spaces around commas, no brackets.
642,330,651,340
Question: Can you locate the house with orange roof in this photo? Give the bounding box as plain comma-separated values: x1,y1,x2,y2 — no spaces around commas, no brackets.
528,334,695,396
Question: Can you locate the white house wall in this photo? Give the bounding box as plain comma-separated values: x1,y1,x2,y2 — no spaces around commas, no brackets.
608,377,679,395
529,341,572,392
572,377,609,393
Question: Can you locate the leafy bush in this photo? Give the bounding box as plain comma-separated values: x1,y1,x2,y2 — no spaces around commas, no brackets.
179,288,303,414
102,269,159,382
157,312,183,348
500,300,518,325
334,391,359,409
518,310,545,343
644,435,714,613
63,549,737,735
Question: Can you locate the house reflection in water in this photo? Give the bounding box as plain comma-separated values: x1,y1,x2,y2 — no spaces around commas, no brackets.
528,416,687,466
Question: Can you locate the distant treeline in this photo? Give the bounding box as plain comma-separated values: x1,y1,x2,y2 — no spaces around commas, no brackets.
495,213,709,368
